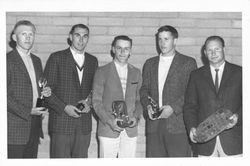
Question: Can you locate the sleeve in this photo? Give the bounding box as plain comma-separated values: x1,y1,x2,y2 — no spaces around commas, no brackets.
44,54,66,115
133,70,143,120
170,59,197,116
183,71,199,133
139,60,151,119
92,68,114,124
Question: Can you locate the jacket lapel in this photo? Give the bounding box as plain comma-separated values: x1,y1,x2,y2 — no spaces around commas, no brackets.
202,65,217,94
111,61,124,99
30,54,41,94
165,52,181,81
218,62,231,94
151,56,159,99
125,64,133,101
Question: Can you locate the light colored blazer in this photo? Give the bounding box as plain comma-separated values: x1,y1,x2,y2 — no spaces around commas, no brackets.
92,61,142,138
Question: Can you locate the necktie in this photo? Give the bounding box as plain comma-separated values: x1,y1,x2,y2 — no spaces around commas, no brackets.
215,69,219,93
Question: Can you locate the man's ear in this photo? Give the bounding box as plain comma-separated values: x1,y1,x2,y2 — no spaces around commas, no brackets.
112,46,115,54
174,38,178,46
69,34,73,42
12,33,17,42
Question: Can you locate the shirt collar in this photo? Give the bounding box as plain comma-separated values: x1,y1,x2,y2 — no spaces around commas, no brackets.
159,53,175,62
114,60,128,69
210,61,225,72
16,46,31,57
70,47,85,56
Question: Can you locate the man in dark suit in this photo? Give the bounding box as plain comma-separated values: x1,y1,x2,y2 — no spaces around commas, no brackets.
7,20,51,158
140,25,197,157
183,36,242,157
44,24,98,158
92,35,142,157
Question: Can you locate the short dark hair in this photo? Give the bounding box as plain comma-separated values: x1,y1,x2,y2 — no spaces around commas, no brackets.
111,35,133,47
69,24,89,35
13,20,36,33
156,25,178,39
204,35,225,48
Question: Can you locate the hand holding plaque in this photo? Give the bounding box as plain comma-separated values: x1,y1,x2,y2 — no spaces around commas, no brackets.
147,96,163,119
194,108,236,143
112,100,133,128
36,77,48,109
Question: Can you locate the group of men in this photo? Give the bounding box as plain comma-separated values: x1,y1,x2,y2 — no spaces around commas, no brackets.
7,19,242,158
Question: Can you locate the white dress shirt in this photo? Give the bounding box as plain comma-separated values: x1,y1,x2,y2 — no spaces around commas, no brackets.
210,62,225,88
158,54,174,107
17,47,38,107
70,47,85,84
114,61,128,98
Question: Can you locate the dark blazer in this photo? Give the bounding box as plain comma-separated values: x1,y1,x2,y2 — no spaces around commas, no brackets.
44,48,98,135
92,61,142,138
183,62,242,155
7,49,43,145
140,51,197,134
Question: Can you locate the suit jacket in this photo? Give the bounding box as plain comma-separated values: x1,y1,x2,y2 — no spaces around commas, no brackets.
7,49,43,145
92,61,142,138
44,48,98,135
183,62,242,156
140,51,197,134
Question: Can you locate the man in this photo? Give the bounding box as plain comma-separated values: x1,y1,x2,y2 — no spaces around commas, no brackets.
92,35,142,158
140,25,197,157
7,20,51,158
183,36,242,157
44,24,98,158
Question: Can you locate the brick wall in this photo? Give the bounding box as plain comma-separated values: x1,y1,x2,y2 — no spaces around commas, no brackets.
6,12,242,158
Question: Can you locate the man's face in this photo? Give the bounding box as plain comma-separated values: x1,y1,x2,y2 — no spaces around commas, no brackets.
13,25,35,51
112,39,131,65
158,31,177,55
70,27,89,53
204,40,225,67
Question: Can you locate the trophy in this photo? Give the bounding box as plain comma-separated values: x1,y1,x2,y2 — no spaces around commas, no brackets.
36,77,47,108
75,91,93,115
194,108,234,143
147,96,163,119
112,100,133,128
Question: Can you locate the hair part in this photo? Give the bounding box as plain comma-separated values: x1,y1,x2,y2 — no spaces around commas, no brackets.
156,25,178,39
204,35,225,48
13,20,36,33
69,24,89,35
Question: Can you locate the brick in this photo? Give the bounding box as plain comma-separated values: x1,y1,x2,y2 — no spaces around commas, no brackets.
6,15,16,24
105,12,144,18
87,44,110,54
176,46,201,56
230,38,242,46
179,12,214,18
215,29,242,37
230,56,242,66
35,35,53,43
143,12,178,18
195,37,231,46
160,18,196,27
213,12,242,19
226,47,242,56
179,28,215,37
133,45,157,54
108,27,144,36
90,35,114,44
36,26,70,35
71,12,107,17
196,20,231,28
16,16,53,25
133,36,155,45
89,17,123,26
142,27,158,36
125,18,159,26
89,26,108,35
232,20,242,28
53,17,88,25
177,37,196,46
51,35,69,44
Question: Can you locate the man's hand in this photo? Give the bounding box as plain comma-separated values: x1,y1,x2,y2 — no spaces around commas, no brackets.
158,105,173,119
129,117,138,128
41,87,51,98
147,105,157,120
31,107,47,116
64,105,81,118
107,119,124,132
77,99,91,113
226,114,238,129
189,127,198,143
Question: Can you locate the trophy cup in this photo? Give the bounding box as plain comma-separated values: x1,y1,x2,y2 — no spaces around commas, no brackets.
112,100,133,128
36,77,47,108
75,91,93,115
194,108,234,143
147,96,163,119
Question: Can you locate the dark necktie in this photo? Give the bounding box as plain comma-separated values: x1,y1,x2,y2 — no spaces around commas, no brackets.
215,69,219,93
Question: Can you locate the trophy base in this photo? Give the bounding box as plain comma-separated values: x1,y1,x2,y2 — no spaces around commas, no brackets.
152,109,163,119
117,120,133,128
36,98,45,110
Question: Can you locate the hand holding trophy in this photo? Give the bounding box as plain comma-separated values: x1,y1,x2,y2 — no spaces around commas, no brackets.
112,100,133,128
75,91,93,115
147,96,163,119
36,77,48,109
